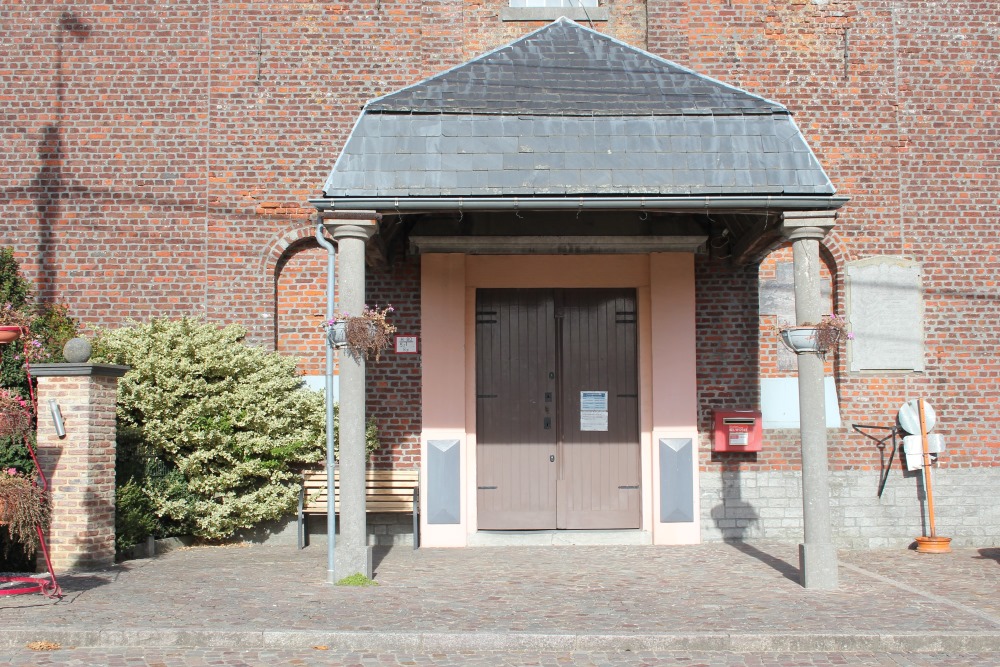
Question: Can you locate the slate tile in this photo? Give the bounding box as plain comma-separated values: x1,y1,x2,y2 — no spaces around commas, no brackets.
569,151,597,170
503,152,535,170
732,171,752,188
588,169,613,189
537,153,566,170
706,169,736,188
549,169,582,188
479,135,515,154
673,170,703,188
670,135,700,152
731,153,751,170
488,170,524,188
762,135,786,153
423,152,442,171
788,152,814,169
714,117,745,137
477,153,503,170
700,135,723,153
361,153,382,172
686,153,713,170
440,137,463,154
642,170,671,188
451,153,477,171
650,134,672,153
605,152,630,170
626,135,649,153
410,116,441,137
423,171,441,191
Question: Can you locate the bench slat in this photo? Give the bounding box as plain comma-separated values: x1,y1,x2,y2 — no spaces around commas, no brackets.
300,468,418,515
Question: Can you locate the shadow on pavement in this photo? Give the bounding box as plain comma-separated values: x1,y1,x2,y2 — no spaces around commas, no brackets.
975,547,1000,564
727,541,801,584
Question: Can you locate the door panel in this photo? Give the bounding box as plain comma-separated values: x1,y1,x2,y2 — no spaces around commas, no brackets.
476,288,640,531
476,289,557,529
557,290,641,529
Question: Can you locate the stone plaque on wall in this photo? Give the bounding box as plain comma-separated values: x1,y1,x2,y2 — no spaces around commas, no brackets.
847,258,924,372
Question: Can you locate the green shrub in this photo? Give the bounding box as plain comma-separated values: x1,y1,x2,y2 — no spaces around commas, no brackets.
114,479,162,552
0,248,31,307
93,317,378,540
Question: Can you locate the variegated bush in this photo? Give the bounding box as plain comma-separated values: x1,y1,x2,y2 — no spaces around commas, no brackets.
94,317,377,540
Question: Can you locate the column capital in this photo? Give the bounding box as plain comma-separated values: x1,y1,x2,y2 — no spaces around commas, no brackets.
324,219,377,243
781,210,836,241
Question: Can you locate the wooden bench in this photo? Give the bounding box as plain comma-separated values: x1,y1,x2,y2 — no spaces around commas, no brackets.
297,468,420,550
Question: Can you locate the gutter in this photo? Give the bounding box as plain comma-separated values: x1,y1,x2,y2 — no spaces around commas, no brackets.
310,195,849,214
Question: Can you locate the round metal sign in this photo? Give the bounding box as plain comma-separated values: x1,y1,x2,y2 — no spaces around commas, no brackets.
897,399,936,435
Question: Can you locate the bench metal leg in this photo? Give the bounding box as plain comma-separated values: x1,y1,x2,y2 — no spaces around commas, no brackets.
297,486,307,550
412,487,419,550
298,514,307,550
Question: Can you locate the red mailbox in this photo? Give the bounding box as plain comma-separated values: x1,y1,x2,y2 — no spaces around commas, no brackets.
713,410,762,452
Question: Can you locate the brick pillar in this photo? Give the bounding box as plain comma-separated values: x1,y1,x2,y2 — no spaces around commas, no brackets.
31,363,128,572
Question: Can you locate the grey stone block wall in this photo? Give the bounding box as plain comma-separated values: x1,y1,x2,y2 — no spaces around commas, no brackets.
365,512,416,547
238,513,415,548
701,467,1000,548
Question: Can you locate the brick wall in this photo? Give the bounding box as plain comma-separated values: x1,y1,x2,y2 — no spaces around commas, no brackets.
3,1,998,486
366,256,422,469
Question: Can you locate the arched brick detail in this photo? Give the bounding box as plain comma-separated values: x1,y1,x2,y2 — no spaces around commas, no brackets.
262,223,326,283
263,223,334,375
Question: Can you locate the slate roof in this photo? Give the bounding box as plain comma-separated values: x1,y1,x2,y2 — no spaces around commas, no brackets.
321,18,836,200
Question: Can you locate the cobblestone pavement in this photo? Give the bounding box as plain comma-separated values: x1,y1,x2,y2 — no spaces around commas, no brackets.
3,649,1000,666
1,542,998,656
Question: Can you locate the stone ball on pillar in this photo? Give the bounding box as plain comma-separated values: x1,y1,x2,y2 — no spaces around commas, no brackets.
63,337,92,363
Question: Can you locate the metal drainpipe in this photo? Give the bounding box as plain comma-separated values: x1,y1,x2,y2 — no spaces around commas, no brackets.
315,222,337,584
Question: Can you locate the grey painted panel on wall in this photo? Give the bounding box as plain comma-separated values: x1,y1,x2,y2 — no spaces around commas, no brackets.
660,438,693,523
760,376,842,429
428,439,461,524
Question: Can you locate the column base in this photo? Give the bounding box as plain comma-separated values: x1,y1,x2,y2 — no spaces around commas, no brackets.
799,542,839,589
334,544,373,581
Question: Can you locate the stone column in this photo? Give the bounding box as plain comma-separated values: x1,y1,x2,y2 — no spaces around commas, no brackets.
327,219,376,579
782,211,838,590
31,363,128,572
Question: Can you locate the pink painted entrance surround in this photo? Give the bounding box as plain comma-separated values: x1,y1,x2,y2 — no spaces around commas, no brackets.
420,253,698,547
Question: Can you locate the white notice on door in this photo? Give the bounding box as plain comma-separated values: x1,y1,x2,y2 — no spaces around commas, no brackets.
580,411,609,432
580,391,609,431
580,391,608,411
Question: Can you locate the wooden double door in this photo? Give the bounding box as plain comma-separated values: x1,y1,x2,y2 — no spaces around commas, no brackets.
476,289,641,530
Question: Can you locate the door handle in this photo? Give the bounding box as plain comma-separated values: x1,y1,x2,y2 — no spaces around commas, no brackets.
550,454,555,463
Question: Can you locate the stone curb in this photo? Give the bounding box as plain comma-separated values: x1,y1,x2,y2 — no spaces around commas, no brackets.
3,629,999,653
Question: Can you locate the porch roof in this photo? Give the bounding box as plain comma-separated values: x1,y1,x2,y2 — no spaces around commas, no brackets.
314,18,842,211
